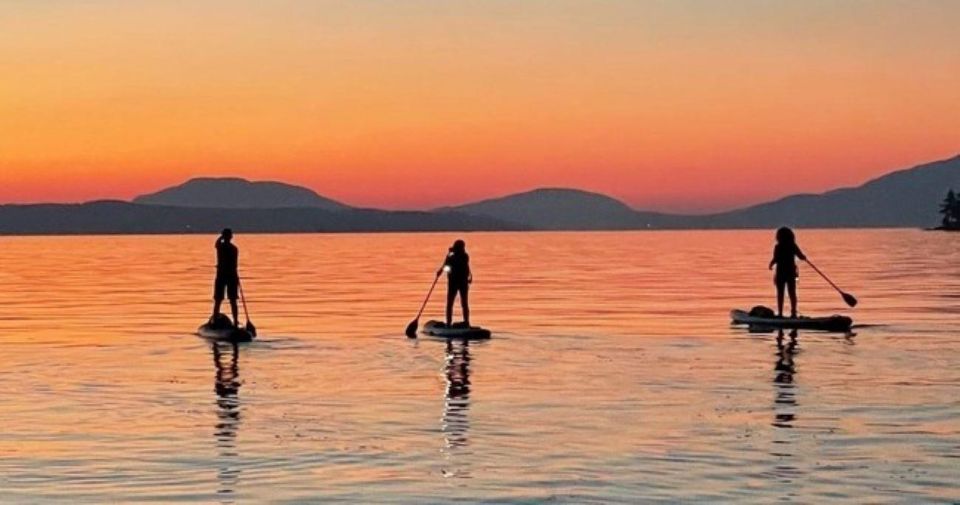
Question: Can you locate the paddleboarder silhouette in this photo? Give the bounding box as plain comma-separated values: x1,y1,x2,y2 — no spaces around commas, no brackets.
211,228,241,328
437,240,473,327
768,227,807,318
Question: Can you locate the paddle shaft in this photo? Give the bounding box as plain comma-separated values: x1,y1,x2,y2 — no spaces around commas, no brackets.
238,277,252,322
414,272,442,321
804,259,843,294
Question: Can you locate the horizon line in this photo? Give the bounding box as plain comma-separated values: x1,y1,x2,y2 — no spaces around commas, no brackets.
2,152,957,216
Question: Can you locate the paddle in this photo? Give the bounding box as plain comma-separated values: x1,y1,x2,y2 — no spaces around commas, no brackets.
238,278,257,337
804,259,858,308
405,269,443,339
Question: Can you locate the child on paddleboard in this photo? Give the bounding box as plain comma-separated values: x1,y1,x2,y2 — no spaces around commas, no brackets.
438,239,472,327
768,227,806,318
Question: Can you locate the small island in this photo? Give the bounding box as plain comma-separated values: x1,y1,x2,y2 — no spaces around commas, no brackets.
935,189,960,231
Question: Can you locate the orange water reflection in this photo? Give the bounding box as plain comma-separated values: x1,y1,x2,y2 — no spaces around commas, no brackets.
0,230,957,501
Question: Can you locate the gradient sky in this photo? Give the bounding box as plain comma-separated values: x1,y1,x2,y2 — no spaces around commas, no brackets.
1,1,957,212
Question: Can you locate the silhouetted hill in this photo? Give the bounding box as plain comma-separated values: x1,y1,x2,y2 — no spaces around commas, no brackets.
442,188,680,229
1,154,957,234
446,155,960,229
696,155,960,228
0,201,521,235
134,177,349,210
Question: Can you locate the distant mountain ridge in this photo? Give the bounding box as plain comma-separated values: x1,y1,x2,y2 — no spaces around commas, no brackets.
0,154,957,234
440,188,676,229
693,154,960,228
449,155,960,229
0,201,520,235
134,177,350,210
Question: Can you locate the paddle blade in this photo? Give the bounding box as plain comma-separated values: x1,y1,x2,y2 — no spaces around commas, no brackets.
841,292,858,308
246,320,257,337
405,319,419,339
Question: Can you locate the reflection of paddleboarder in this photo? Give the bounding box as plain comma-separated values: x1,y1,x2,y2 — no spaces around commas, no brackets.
213,342,242,500
441,339,472,478
772,329,798,429
437,240,473,328
768,227,806,318
443,340,472,448
770,329,803,483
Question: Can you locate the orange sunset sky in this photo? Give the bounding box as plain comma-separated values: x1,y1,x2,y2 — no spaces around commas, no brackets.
1,1,957,213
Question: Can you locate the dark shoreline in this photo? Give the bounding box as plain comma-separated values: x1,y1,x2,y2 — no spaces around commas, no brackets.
0,199,950,236
0,226,936,238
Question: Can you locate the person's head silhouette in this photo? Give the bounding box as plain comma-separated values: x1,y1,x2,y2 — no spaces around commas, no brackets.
776,227,795,245
220,228,234,243
450,239,466,254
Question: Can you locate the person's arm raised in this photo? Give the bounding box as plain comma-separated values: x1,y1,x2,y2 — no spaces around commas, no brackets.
796,245,807,262
437,253,451,277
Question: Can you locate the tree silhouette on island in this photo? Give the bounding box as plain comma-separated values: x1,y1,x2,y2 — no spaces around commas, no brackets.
938,189,960,230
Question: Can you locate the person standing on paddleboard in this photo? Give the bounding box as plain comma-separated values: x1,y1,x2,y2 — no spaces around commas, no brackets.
438,239,473,328
211,228,241,328
768,227,807,318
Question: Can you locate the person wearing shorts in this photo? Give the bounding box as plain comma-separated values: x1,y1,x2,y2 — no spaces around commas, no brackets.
211,228,240,327
768,227,806,318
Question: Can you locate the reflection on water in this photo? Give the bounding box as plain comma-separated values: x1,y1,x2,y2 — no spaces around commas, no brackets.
773,329,798,429
212,343,242,502
441,340,472,479
0,230,957,502
770,329,801,484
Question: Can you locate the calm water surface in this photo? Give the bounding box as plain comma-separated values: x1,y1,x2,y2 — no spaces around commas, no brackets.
0,230,957,503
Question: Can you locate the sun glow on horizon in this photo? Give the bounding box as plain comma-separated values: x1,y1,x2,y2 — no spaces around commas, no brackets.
1,1,958,212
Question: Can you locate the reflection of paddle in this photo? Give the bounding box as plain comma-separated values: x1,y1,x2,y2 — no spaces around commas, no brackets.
238,278,257,337
805,259,858,308
405,270,442,339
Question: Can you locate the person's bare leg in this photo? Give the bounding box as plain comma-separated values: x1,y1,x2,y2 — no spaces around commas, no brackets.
788,282,798,318
212,299,223,321
230,299,240,327
460,286,470,327
776,282,785,318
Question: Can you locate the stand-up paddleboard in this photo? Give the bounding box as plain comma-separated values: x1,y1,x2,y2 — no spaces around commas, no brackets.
198,314,254,342
731,309,852,332
423,320,491,340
